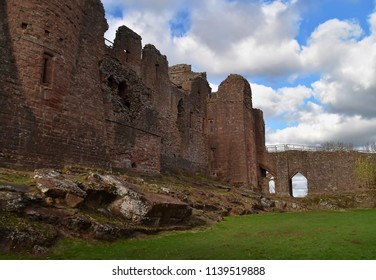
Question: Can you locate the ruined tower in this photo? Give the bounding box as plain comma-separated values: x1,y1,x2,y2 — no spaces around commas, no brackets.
165,64,211,172
112,25,142,75
1,0,109,167
207,75,261,188
106,25,211,173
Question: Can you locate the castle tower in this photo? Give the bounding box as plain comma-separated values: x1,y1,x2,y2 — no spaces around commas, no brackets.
207,74,259,188
1,0,109,167
159,64,211,172
112,25,142,74
141,44,170,111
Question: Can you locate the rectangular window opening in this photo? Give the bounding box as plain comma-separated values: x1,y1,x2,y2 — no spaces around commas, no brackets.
124,49,130,62
155,63,159,80
41,53,53,86
209,120,215,133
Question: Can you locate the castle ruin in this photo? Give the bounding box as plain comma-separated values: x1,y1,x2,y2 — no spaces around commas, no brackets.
0,0,265,189
1,0,376,198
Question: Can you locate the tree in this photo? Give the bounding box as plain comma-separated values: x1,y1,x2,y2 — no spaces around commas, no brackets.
355,156,376,188
320,141,354,151
363,142,376,152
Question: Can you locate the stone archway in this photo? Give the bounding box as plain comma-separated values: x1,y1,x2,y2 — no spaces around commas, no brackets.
259,165,277,195
289,172,308,198
267,172,276,194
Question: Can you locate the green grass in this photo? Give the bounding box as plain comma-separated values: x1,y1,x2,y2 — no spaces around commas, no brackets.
0,168,35,186
43,209,376,260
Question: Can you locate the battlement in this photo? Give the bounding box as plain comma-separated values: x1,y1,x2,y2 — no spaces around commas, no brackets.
169,64,208,92
209,74,252,108
112,25,142,74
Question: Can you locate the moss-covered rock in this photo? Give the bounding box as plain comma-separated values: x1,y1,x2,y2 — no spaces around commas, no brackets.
0,213,57,253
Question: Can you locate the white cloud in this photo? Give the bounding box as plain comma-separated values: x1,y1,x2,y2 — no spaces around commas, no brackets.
103,0,303,76
301,19,363,73
252,83,312,120
184,0,303,77
304,16,376,118
209,82,219,93
266,102,376,146
263,11,376,146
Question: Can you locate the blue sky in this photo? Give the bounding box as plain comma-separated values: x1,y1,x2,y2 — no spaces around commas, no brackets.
102,0,376,147
297,1,374,42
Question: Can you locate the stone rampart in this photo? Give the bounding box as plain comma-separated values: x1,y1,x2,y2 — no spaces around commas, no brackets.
259,150,376,196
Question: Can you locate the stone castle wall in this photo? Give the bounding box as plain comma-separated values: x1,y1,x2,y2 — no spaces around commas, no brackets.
108,26,212,173
259,150,376,196
1,0,109,168
1,0,235,177
207,75,261,188
5,0,370,198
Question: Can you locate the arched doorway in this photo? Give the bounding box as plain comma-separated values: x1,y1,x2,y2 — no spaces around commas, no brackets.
260,167,276,194
267,172,275,194
290,172,308,198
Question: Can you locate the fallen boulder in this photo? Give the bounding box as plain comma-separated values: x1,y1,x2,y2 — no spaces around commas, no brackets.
91,174,192,226
34,169,86,208
0,213,58,253
0,191,25,212
79,173,118,209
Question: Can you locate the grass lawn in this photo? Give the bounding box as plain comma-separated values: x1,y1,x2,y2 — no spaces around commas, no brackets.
2,209,376,260
47,209,376,260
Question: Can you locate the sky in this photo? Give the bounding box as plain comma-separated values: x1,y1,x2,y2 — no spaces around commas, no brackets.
101,0,376,147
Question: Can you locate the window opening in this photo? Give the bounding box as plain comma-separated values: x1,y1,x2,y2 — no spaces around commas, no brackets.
177,99,185,132
209,120,215,133
118,81,130,108
155,63,159,80
124,49,130,62
210,148,217,170
107,75,117,90
177,99,184,114
269,177,276,194
261,169,275,194
41,53,53,85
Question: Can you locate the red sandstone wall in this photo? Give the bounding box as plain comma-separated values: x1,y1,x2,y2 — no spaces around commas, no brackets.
253,108,266,154
244,105,259,189
164,64,210,172
100,39,162,174
263,151,376,196
0,0,29,165
101,28,211,174
112,26,142,75
2,0,109,168
207,75,258,186
0,1,264,180
141,44,170,107
140,44,210,172
105,120,161,173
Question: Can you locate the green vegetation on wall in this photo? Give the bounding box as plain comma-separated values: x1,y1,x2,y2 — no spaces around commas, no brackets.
355,156,376,188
